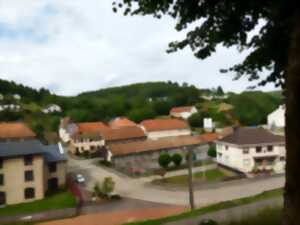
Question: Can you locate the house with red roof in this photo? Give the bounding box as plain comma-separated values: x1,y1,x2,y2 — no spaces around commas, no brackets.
170,106,197,119
109,117,137,129
140,119,191,140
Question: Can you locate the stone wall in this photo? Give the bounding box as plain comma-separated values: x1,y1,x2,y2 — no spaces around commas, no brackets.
113,144,209,173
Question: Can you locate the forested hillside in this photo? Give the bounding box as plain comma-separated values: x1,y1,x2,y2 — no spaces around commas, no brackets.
0,79,283,139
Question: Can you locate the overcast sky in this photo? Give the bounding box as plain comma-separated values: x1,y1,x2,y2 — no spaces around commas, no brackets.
0,0,277,96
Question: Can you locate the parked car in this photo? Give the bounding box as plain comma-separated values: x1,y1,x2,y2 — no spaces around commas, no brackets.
76,174,86,184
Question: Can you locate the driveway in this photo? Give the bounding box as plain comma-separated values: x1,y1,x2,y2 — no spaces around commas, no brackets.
67,157,285,207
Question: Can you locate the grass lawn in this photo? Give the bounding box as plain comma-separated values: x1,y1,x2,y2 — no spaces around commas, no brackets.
156,169,227,185
224,207,281,225
0,190,76,217
123,188,283,225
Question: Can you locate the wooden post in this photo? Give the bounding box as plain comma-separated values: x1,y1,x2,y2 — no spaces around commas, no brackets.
187,147,195,210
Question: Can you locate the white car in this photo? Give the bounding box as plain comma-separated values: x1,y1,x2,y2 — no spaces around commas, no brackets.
76,174,85,184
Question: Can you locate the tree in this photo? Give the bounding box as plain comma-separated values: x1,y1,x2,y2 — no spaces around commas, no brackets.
172,153,183,167
158,153,172,169
113,2,300,223
208,146,217,158
188,112,203,128
216,86,224,96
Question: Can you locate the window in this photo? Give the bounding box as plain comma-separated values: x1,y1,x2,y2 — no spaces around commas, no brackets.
24,188,35,199
24,170,34,182
225,146,229,150
0,192,5,205
280,156,286,161
256,146,262,153
218,153,222,157
24,155,33,166
0,158,3,169
267,146,273,152
0,174,3,186
48,163,57,173
243,148,249,154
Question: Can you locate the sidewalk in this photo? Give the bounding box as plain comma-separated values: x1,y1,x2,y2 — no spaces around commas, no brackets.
141,164,217,182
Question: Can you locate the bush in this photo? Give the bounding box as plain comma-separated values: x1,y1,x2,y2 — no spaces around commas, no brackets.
172,153,183,167
102,177,115,196
188,113,203,127
208,146,217,158
158,153,172,169
93,177,115,199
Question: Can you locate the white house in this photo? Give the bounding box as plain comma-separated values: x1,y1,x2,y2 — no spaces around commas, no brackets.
13,94,21,100
0,104,21,112
203,118,214,131
170,106,197,119
140,119,191,140
216,127,285,174
42,104,62,114
267,105,285,128
59,117,77,143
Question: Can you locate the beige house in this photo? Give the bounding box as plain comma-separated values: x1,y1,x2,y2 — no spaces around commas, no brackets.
0,122,66,206
216,127,285,174
170,106,197,119
140,119,191,140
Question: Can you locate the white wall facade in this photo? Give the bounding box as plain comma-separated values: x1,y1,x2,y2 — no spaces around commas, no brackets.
59,128,71,143
147,129,192,140
69,137,105,154
268,105,285,128
216,142,286,174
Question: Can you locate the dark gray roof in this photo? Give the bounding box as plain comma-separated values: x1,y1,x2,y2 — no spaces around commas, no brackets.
0,140,44,157
0,140,66,163
43,144,66,163
218,127,285,145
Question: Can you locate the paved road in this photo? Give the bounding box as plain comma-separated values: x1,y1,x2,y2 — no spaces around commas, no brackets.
166,197,283,225
67,157,285,207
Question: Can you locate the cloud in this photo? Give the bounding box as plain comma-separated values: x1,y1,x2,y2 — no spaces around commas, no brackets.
0,0,278,96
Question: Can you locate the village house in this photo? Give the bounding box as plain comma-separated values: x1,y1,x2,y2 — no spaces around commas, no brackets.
101,126,146,145
107,135,213,172
0,122,66,205
216,127,285,174
140,119,191,140
267,105,285,128
0,104,21,112
59,117,77,143
62,119,146,155
42,104,62,114
170,106,197,119
68,122,107,155
109,117,137,129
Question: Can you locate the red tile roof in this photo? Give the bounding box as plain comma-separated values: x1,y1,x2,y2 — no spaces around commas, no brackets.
199,133,219,142
102,126,146,142
170,106,194,113
109,117,137,129
140,119,190,132
109,135,205,156
77,122,108,134
0,122,36,139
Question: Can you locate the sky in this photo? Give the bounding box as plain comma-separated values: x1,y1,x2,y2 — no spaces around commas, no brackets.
0,0,278,96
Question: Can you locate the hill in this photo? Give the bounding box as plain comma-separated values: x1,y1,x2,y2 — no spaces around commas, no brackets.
0,79,283,139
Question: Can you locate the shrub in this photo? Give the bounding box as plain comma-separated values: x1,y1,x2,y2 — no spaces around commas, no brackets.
102,177,115,196
208,146,217,158
172,153,183,167
158,153,172,169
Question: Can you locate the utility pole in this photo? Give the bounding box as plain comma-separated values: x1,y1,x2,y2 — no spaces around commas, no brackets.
187,147,195,210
